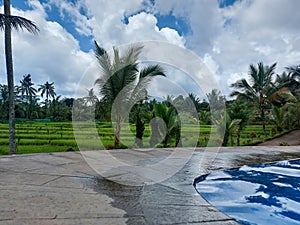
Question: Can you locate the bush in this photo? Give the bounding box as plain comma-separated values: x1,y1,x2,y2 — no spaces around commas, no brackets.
249,131,256,139
279,142,289,146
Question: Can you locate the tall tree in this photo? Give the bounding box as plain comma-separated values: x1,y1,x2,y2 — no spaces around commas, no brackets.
38,81,56,105
231,62,277,138
18,74,37,119
19,74,37,99
83,88,98,106
94,41,165,149
1,0,39,154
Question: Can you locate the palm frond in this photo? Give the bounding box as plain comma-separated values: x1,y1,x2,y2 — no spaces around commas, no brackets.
269,87,297,106
122,45,143,65
139,64,165,79
0,14,39,34
249,64,258,85
94,41,112,81
231,79,256,97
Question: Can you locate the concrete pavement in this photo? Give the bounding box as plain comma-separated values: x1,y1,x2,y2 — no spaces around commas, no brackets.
0,146,299,224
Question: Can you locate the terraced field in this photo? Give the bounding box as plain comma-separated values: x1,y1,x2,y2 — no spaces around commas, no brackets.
0,121,280,155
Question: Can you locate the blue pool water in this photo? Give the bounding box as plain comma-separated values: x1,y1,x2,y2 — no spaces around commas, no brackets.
194,159,300,225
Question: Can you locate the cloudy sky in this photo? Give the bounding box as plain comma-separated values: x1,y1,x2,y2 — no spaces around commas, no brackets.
0,0,299,99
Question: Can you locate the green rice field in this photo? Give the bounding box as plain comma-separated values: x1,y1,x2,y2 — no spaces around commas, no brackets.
0,121,281,155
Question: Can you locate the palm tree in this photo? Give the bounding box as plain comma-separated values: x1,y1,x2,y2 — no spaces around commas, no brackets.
227,118,242,146
83,88,98,106
286,65,300,79
275,71,299,95
94,41,165,149
38,81,56,105
231,62,277,138
18,74,37,119
206,89,226,111
228,102,250,146
19,74,37,99
188,93,201,112
154,102,180,147
1,0,39,154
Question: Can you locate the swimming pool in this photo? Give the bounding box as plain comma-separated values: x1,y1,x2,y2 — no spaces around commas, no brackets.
194,159,300,225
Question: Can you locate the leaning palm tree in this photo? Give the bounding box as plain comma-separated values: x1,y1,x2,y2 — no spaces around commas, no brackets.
231,62,277,138
38,81,56,105
1,0,39,154
94,41,165,149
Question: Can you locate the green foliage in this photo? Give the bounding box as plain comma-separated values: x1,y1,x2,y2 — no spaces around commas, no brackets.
94,42,165,148
231,62,277,138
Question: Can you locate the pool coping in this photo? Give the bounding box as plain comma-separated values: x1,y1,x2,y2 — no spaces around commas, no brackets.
0,146,299,224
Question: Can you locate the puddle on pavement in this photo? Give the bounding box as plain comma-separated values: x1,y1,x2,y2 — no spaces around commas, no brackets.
82,176,145,225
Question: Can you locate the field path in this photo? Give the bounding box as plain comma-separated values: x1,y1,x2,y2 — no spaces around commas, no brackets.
257,129,300,146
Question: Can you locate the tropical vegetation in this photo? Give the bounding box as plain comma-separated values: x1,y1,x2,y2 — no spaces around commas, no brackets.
1,1,300,153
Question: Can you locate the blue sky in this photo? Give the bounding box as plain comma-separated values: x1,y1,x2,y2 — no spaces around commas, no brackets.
0,0,299,98
9,0,237,52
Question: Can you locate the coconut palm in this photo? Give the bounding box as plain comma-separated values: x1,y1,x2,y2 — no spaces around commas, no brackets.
18,74,37,119
275,71,300,95
228,102,250,146
83,88,98,106
38,81,56,105
282,89,300,128
227,118,242,146
286,65,300,79
18,74,37,100
1,0,39,154
94,41,165,148
231,62,277,138
154,102,180,147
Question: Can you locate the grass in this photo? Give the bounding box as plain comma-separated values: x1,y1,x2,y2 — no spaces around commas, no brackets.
0,121,288,155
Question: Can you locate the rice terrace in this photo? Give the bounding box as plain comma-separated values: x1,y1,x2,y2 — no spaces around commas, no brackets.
0,121,293,155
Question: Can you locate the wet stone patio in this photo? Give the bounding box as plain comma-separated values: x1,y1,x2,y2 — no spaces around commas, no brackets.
0,146,299,225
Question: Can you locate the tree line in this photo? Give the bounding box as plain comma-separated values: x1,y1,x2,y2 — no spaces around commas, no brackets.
74,42,300,149
0,74,73,121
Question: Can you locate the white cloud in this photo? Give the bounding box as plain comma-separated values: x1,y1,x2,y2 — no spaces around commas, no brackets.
85,3,186,49
44,0,93,36
0,0,94,97
1,0,300,100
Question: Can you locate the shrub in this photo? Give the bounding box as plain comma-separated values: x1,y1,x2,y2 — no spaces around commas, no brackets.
271,127,276,136
249,131,256,139
279,142,289,146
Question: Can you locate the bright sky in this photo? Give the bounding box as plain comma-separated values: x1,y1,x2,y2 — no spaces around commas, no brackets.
0,0,299,99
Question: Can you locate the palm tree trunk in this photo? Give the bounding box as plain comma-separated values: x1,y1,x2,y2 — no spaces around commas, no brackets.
114,113,121,149
135,112,144,148
230,133,234,146
237,130,241,146
261,108,267,139
4,0,16,154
